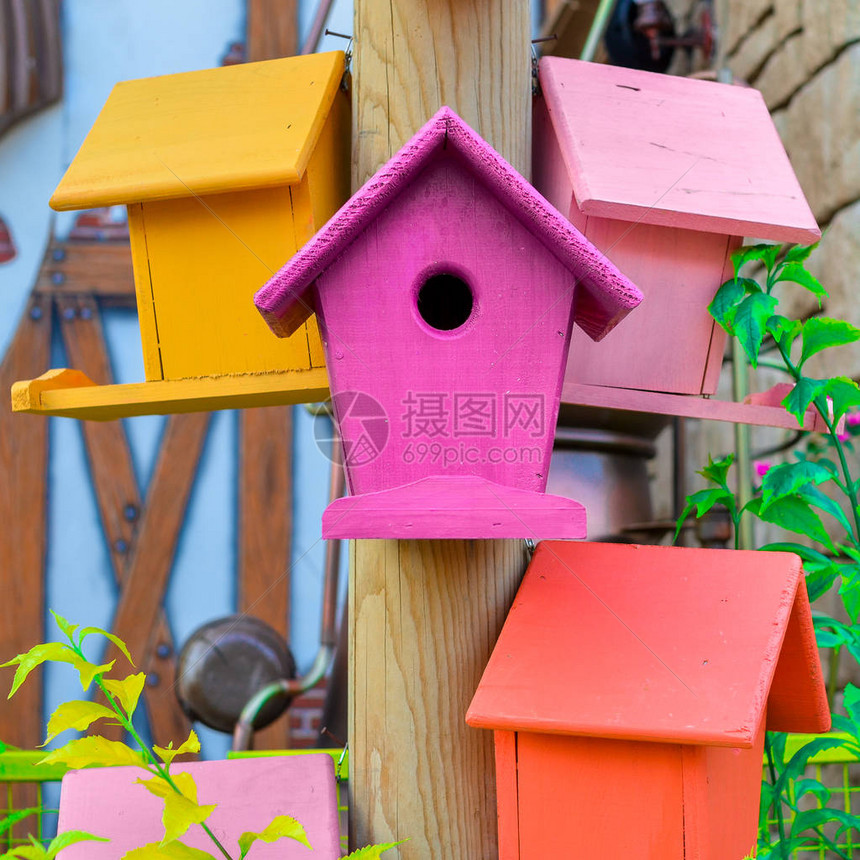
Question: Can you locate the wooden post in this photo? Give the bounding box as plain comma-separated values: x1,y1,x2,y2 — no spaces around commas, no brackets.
349,5,531,853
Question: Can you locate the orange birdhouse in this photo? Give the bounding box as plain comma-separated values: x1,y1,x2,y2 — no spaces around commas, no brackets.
466,541,830,860
534,57,824,429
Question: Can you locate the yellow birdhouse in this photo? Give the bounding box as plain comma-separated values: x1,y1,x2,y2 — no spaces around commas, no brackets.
13,51,348,419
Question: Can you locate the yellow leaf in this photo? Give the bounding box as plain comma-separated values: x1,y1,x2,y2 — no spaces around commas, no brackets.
39,736,146,769
49,611,79,643
137,773,215,846
43,700,119,744
79,627,135,667
122,841,215,859
102,673,146,717
238,815,311,858
153,731,200,766
342,840,408,859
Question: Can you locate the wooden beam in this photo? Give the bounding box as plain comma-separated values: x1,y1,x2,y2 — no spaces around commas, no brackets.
0,294,51,837
101,413,210,747
352,0,532,187
246,0,298,61
349,540,527,855
57,294,187,745
238,406,294,750
35,242,136,305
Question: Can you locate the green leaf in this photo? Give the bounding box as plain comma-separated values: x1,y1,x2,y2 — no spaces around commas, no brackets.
0,807,40,836
341,842,408,860
731,292,779,367
776,262,828,304
1,643,113,698
49,611,79,644
708,277,747,331
799,317,860,368
238,815,311,858
841,576,860,623
79,627,135,667
45,830,109,859
43,700,119,744
784,242,819,265
699,454,735,487
102,673,146,718
845,684,860,726
766,314,802,350
759,542,832,566
782,377,827,426
40,736,146,769
122,842,215,860
746,496,835,552
805,559,843,602
732,243,780,276
796,484,854,538
1,843,47,859
794,777,830,805
759,460,835,511
137,773,215,846
673,489,732,543
153,731,200,767
824,377,860,424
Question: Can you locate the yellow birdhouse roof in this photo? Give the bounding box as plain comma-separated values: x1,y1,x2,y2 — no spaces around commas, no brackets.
50,51,345,210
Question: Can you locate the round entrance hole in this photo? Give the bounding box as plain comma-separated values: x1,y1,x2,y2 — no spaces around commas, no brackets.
416,272,474,332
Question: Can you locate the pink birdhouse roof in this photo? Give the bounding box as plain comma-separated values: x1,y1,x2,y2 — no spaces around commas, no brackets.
538,57,821,244
467,541,830,748
254,107,642,340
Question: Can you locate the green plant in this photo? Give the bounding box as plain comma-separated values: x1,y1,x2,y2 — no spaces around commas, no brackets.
1,613,403,860
677,242,860,858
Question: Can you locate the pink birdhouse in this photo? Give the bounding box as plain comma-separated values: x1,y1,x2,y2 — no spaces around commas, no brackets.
255,107,643,540
466,541,830,860
534,57,821,410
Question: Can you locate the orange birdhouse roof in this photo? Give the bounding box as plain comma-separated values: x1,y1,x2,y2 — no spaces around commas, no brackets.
467,541,829,748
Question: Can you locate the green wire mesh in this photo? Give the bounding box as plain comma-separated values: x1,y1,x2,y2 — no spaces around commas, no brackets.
763,734,860,858
0,751,68,850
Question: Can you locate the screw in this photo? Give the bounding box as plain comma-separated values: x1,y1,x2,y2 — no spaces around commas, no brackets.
80,306,93,320
114,538,128,554
123,503,138,522
51,248,66,262
62,306,76,320
156,643,171,659
51,271,66,286
147,673,160,687
29,306,43,321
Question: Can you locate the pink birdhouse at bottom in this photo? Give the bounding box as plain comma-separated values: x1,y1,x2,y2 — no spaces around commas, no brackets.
255,107,643,540
55,754,341,858
466,541,830,860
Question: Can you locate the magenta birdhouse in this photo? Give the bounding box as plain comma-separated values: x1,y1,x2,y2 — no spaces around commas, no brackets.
534,57,821,410
255,107,642,540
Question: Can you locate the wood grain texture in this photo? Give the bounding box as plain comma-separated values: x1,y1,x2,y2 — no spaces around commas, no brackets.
255,107,642,343
348,539,527,858
34,241,135,303
466,541,830,744
537,56,821,242
0,295,51,833
238,406,293,750
56,755,340,859
57,295,186,745
247,0,298,61
11,367,330,419
353,0,531,184
561,381,835,432
101,413,210,746
323,476,586,539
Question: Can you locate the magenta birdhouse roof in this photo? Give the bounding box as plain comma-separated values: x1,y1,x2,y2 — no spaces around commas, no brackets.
254,107,642,340
538,57,821,244
467,541,830,747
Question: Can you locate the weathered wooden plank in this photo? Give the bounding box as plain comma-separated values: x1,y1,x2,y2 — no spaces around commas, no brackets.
0,294,51,837
247,0,298,61
352,0,532,185
238,406,293,750
348,539,527,857
35,242,136,303
101,413,209,747
58,295,186,745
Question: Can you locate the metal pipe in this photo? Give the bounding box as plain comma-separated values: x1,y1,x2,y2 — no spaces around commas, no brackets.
732,339,755,550
580,0,617,62
232,426,346,751
301,0,335,55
